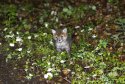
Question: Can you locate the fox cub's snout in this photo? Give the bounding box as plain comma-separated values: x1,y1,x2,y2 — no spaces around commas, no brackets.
51,28,71,55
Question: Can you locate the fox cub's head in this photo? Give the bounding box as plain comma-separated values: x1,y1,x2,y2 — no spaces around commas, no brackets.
51,28,68,43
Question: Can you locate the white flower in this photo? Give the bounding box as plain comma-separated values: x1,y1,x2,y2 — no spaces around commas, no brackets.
27,50,31,53
4,28,8,31
9,43,15,47
24,68,28,72
17,48,22,51
84,66,90,68
60,60,65,63
86,77,90,80
51,11,55,15
16,36,22,42
0,43,1,45
47,68,53,72
47,72,53,77
52,64,55,67
81,29,84,32
5,34,14,38
43,33,47,36
95,47,99,50
26,73,33,80
44,74,48,79
49,40,53,45
45,23,48,28
60,23,64,26
34,34,38,38
44,72,53,79
56,18,58,22
29,73,33,77
16,32,19,34
92,34,97,38
47,62,51,65
67,69,71,72
32,62,37,65
28,36,31,39
92,5,96,10
9,31,12,34
88,28,93,31
75,26,80,29
92,74,97,77
51,11,57,15
71,72,75,75
98,53,103,55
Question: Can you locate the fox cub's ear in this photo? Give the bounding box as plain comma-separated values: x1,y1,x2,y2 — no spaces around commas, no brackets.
51,29,56,34
62,28,67,33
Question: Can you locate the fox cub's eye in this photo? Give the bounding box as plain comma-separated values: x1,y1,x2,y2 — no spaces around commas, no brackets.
55,36,58,39
61,35,63,38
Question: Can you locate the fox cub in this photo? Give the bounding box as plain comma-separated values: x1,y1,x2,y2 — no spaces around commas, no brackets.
51,28,71,55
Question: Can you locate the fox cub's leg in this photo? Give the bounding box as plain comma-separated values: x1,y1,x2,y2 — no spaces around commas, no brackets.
66,48,71,56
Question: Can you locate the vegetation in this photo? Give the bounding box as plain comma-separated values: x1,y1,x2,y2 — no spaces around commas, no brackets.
0,0,125,83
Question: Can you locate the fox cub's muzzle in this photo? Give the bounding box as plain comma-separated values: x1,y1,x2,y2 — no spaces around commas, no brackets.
57,37,64,43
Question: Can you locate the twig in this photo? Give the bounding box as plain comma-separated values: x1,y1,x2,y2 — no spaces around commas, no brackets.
63,77,71,84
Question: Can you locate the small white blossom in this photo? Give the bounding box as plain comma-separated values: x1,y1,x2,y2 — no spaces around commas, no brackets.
16,32,19,34
98,53,103,55
60,23,64,26
56,18,58,22
52,64,55,67
92,5,96,10
88,28,93,31
81,29,84,32
27,50,31,53
4,28,8,31
9,43,15,47
24,68,28,72
0,43,1,45
34,34,39,38
92,34,97,38
17,48,22,51
86,77,90,80
67,69,71,72
92,74,97,77
51,11,57,15
95,47,99,50
84,66,90,68
9,31,12,34
43,33,47,36
16,36,22,42
5,34,14,38
45,23,48,28
32,62,37,65
47,68,53,72
47,72,53,77
28,36,31,39
49,40,53,45
60,60,65,63
29,73,33,77
44,72,53,79
71,72,75,75
44,74,48,79
75,26,80,29
26,73,33,80
51,11,55,15
48,62,51,65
